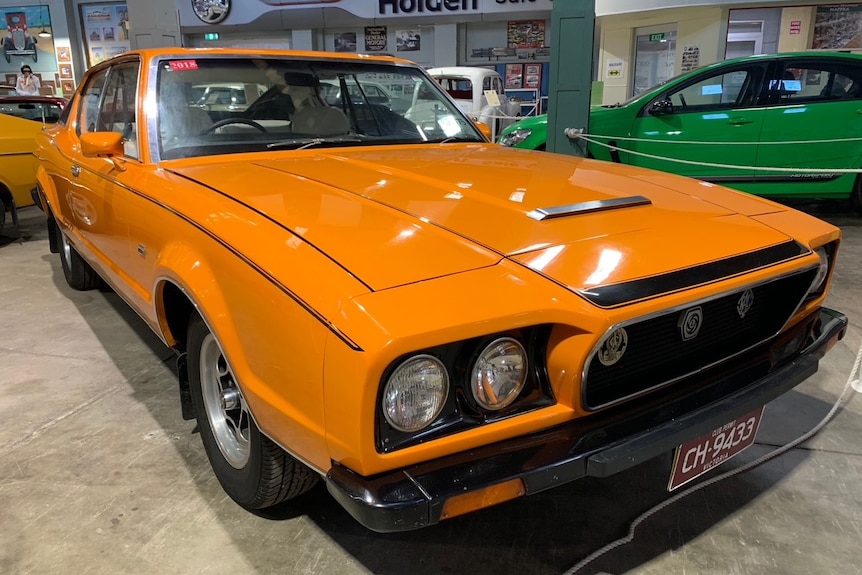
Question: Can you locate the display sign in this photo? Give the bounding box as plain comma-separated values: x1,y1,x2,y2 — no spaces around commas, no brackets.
0,5,59,94
812,4,862,50
81,3,130,67
364,25,387,52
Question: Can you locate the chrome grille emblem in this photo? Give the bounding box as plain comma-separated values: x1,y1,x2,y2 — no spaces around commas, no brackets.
679,307,703,341
737,289,754,318
597,328,628,366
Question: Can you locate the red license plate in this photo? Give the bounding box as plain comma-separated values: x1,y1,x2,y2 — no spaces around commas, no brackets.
668,406,764,491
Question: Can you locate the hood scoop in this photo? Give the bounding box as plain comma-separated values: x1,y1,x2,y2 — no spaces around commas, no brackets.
527,195,652,221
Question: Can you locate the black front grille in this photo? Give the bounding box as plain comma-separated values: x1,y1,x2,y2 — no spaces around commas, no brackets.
583,268,817,409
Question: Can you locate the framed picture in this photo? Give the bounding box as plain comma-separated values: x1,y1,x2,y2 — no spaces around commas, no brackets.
505,63,523,89
5,73,17,85
56,46,72,63
524,63,541,89
61,80,76,95
59,64,73,79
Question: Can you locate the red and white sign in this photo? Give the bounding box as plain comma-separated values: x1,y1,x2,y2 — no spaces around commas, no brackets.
790,20,802,35
169,60,199,71
668,407,764,491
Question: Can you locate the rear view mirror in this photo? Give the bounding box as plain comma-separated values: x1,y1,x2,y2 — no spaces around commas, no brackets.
649,99,674,116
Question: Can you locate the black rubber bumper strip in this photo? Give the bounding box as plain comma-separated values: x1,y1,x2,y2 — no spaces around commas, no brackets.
325,308,847,533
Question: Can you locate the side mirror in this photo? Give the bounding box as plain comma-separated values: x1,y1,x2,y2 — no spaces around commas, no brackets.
81,132,124,158
649,99,674,116
474,120,492,140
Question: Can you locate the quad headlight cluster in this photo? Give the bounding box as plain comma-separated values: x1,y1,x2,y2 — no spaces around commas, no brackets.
378,327,553,452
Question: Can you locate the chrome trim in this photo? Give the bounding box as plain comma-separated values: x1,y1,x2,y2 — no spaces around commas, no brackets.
527,196,651,221
581,263,820,411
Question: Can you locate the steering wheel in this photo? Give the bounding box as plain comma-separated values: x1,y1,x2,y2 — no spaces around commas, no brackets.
200,118,268,135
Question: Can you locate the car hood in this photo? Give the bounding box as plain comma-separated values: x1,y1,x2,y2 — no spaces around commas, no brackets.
168,145,792,292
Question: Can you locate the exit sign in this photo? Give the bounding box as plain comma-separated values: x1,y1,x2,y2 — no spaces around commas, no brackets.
204,33,219,41
649,33,666,42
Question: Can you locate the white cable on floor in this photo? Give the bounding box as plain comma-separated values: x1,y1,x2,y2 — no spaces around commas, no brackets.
562,334,862,575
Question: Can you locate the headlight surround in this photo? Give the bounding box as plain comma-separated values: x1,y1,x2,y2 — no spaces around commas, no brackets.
498,128,532,147
382,355,449,433
470,337,528,411
808,246,830,295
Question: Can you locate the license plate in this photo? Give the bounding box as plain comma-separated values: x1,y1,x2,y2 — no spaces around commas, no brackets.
668,406,764,491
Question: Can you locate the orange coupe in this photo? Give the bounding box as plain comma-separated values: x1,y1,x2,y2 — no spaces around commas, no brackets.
33,48,847,532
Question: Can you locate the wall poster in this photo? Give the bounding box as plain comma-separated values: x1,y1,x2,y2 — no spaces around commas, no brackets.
334,32,357,52
507,20,545,49
524,63,541,89
505,63,523,89
396,29,420,52
681,45,700,73
80,3,130,67
812,4,862,50
364,26,387,52
0,4,58,93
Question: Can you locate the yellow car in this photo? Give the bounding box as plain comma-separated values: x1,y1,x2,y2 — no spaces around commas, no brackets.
0,112,43,233
34,48,847,532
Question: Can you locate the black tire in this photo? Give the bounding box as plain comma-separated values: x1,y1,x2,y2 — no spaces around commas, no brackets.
187,315,319,509
852,175,862,215
0,198,7,236
57,222,100,290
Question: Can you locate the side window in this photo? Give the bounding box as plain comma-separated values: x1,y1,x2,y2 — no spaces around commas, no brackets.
98,61,141,158
665,65,764,112
77,68,109,136
769,61,862,105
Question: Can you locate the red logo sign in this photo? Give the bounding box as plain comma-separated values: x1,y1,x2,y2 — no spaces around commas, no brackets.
169,60,199,71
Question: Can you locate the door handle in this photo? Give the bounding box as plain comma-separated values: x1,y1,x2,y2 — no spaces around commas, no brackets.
71,165,80,178
727,117,753,125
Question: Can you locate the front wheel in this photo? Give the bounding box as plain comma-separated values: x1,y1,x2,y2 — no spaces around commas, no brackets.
187,315,319,509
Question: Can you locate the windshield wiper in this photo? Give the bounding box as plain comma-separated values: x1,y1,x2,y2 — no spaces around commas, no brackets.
266,136,363,150
424,136,486,144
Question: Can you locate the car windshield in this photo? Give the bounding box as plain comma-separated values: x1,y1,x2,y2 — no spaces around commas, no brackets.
0,101,63,123
157,57,484,160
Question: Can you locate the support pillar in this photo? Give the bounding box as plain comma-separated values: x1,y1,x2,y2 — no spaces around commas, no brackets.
126,0,181,49
547,1,595,156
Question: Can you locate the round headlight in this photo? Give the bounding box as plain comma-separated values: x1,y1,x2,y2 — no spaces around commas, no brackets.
383,355,449,433
809,247,830,294
498,129,532,147
471,337,528,411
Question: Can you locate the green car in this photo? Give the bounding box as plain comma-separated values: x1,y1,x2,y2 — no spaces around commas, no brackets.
498,52,862,212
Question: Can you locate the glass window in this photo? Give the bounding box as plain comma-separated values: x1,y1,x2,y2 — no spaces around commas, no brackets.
77,67,109,136
633,30,678,96
665,65,765,111
768,61,862,105
98,61,140,158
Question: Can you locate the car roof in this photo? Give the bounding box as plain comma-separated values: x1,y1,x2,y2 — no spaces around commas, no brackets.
428,66,501,80
111,47,418,66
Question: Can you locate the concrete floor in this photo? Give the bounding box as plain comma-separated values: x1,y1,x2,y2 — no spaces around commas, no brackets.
1,202,860,575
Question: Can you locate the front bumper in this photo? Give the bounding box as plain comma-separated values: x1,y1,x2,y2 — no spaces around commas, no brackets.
326,308,847,533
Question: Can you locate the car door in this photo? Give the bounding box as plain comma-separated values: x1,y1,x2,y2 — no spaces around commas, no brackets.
624,61,769,182
66,59,144,302
754,57,862,199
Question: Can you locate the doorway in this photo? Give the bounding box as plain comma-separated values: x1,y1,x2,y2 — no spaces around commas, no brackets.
633,26,677,97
